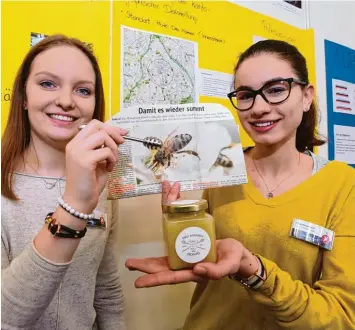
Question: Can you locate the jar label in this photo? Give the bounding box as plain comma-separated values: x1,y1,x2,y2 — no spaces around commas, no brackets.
171,200,199,205
175,227,211,263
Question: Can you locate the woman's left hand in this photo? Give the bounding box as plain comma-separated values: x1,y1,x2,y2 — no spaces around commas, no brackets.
125,239,258,288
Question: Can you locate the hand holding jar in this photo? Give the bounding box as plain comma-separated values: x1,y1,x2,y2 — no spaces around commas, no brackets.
125,181,260,288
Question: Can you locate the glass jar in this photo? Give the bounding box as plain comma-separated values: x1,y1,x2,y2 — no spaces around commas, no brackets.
162,199,217,270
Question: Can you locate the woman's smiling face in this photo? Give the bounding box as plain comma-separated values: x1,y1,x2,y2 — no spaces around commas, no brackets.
234,53,314,147
25,45,96,146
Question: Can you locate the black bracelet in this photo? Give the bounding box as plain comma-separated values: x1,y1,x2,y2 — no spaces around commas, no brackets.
45,212,87,238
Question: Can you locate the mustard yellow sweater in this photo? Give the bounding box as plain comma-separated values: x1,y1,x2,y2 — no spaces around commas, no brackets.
183,160,355,330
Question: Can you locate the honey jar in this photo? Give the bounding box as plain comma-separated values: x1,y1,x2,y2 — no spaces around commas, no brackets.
162,199,217,270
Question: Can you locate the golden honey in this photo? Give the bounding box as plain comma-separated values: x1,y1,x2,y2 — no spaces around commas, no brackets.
162,199,217,270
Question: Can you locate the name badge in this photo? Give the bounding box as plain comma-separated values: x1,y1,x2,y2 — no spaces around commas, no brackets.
290,219,334,251
87,212,107,229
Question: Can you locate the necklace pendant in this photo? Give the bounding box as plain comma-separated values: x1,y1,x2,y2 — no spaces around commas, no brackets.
267,192,273,198
44,180,57,189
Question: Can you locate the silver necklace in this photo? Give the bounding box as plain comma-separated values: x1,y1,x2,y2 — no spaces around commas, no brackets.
252,153,301,198
26,161,65,190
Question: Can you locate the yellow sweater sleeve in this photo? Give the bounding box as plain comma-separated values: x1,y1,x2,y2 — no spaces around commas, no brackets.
248,186,355,329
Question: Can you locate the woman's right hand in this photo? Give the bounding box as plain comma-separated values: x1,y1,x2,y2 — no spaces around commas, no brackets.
63,119,127,214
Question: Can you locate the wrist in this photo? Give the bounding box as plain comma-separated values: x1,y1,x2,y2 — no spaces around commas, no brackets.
54,207,88,231
236,248,259,278
61,193,96,215
229,253,266,290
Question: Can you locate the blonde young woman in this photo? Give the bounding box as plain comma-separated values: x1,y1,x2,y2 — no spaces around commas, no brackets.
2,35,126,329
126,40,355,330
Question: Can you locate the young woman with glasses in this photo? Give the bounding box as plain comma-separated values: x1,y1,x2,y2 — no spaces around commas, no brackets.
126,40,355,330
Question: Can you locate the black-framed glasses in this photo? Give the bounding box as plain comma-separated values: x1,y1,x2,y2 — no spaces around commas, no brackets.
227,77,307,111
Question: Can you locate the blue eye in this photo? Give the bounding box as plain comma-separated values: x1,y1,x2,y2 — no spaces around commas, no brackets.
77,88,92,96
40,80,56,89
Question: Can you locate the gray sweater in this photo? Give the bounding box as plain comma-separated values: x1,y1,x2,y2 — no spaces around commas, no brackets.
1,173,126,330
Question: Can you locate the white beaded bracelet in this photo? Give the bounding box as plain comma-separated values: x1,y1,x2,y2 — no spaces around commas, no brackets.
58,197,95,220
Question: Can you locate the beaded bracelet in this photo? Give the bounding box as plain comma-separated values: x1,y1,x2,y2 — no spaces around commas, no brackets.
58,197,95,220
45,213,87,238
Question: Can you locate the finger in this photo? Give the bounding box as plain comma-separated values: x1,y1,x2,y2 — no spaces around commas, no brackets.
84,130,118,156
118,127,129,136
193,244,244,280
167,182,181,202
161,180,171,204
78,120,126,145
103,123,127,145
193,259,236,280
89,147,117,168
105,158,116,172
125,257,169,274
77,119,104,138
84,132,118,169
134,270,204,288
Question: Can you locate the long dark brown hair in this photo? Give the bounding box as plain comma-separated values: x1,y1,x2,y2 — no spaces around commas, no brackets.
1,34,105,200
233,39,326,152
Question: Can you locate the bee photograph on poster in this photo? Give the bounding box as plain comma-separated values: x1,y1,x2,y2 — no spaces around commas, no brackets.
128,120,244,185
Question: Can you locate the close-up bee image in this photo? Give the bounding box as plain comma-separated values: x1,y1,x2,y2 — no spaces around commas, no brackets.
143,128,200,177
209,143,237,175
123,120,244,187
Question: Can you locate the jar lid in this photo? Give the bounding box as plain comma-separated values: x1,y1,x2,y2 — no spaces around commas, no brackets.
162,199,208,213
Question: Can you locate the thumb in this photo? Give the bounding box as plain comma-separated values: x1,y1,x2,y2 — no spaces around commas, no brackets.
193,260,234,280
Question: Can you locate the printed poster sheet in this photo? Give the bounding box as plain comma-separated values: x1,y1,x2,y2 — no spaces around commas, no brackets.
332,79,355,115
334,125,355,164
107,103,247,199
230,0,307,29
325,39,355,167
